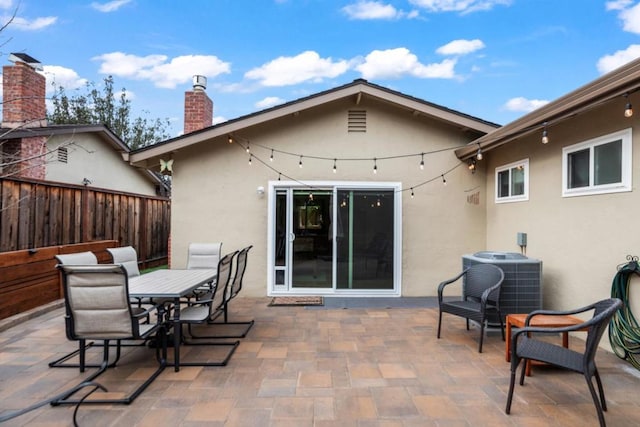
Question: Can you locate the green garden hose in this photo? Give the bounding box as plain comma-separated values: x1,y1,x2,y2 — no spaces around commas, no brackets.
609,260,640,370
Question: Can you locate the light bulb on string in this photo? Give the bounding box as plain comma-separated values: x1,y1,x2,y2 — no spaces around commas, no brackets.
410,188,414,199
246,142,250,153
248,154,252,166
299,155,303,168
278,173,281,181
333,159,337,174
419,153,424,170
373,158,377,174
625,93,633,118
441,174,447,186
541,122,549,144
270,149,274,162
228,135,233,144
476,144,483,161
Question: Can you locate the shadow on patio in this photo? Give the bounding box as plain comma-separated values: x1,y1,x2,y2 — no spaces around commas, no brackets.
1,297,640,426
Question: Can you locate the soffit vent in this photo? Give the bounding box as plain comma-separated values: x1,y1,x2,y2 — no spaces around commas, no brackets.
57,146,68,163
348,109,366,132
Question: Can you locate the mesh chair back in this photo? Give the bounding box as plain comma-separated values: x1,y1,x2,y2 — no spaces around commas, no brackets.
187,243,222,270
55,251,97,265
465,264,504,304
207,252,235,314
59,264,136,340
107,246,141,277
228,246,252,300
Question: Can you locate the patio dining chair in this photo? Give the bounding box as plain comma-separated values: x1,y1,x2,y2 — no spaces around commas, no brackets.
178,251,240,366
205,245,254,339
49,251,99,371
51,264,167,406
107,246,141,277
186,242,223,297
437,263,505,352
505,298,623,427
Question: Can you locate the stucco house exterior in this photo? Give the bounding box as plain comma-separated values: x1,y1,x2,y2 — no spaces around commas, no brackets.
455,56,640,319
131,78,499,297
0,54,165,197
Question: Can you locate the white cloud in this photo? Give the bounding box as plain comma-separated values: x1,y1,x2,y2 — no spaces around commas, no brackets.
0,0,13,10
618,2,640,33
342,1,419,20
255,96,286,109
356,47,457,79
92,52,231,88
597,44,640,73
245,51,349,86
212,116,227,125
606,0,634,11
409,0,511,14
91,0,132,13
503,97,549,112
436,39,485,56
42,65,88,94
8,16,57,30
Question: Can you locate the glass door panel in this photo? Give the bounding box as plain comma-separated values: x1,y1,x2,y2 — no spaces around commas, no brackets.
336,190,394,290
291,190,333,289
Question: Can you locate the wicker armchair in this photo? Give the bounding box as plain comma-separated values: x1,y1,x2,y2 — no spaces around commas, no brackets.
437,263,505,352
505,298,623,427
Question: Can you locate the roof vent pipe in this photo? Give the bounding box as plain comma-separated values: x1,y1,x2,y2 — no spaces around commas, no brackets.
193,75,207,91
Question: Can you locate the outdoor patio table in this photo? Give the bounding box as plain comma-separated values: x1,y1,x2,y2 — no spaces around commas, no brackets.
129,269,217,372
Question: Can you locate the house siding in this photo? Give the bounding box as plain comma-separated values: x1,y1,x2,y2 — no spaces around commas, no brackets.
485,97,640,325
169,97,487,297
45,133,158,196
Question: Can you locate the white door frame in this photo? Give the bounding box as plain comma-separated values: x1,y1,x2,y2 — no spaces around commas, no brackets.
267,180,402,296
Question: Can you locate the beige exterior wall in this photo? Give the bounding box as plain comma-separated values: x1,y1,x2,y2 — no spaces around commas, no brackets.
485,98,640,322
170,98,487,297
46,133,158,196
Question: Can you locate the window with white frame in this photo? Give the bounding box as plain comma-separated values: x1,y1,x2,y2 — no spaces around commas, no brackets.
495,159,529,203
562,128,632,197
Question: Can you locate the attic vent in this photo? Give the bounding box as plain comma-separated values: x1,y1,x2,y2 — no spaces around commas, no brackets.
348,109,366,132
57,146,68,163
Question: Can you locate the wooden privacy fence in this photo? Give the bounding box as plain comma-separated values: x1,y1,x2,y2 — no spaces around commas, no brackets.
0,177,170,262
0,240,120,320
0,178,171,320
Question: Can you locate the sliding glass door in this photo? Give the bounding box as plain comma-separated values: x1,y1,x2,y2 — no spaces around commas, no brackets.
270,183,400,295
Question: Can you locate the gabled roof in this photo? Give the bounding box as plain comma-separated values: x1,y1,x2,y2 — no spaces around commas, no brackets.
0,123,166,189
455,56,640,160
130,79,500,167
0,124,130,153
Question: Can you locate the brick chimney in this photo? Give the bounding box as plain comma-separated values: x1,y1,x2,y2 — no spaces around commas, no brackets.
183,75,213,134
1,53,47,179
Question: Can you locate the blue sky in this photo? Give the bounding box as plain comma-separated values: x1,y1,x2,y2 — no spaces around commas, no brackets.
2,0,640,137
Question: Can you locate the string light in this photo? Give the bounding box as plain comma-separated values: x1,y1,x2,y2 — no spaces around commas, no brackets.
625,93,633,118
299,155,303,168
270,149,274,162
246,142,250,153
442,174,447,186
228,135,233,144
541,122,549,144
419,153,424,170
248,154,252,165
410,187,414,198
333,158,337,174
278,173,281,181
373,158,377,174
476,144,483,161
468,158,476,172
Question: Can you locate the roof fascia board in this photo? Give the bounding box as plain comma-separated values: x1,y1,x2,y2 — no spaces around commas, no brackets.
456,59,640,159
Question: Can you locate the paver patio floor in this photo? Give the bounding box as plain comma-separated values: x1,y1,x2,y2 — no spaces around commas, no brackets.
1,297,639,426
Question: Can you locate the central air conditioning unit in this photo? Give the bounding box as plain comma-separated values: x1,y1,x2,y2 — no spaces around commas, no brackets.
462,251,542,325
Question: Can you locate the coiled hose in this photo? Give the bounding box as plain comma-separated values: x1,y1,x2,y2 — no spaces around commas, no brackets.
609,261,640,370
